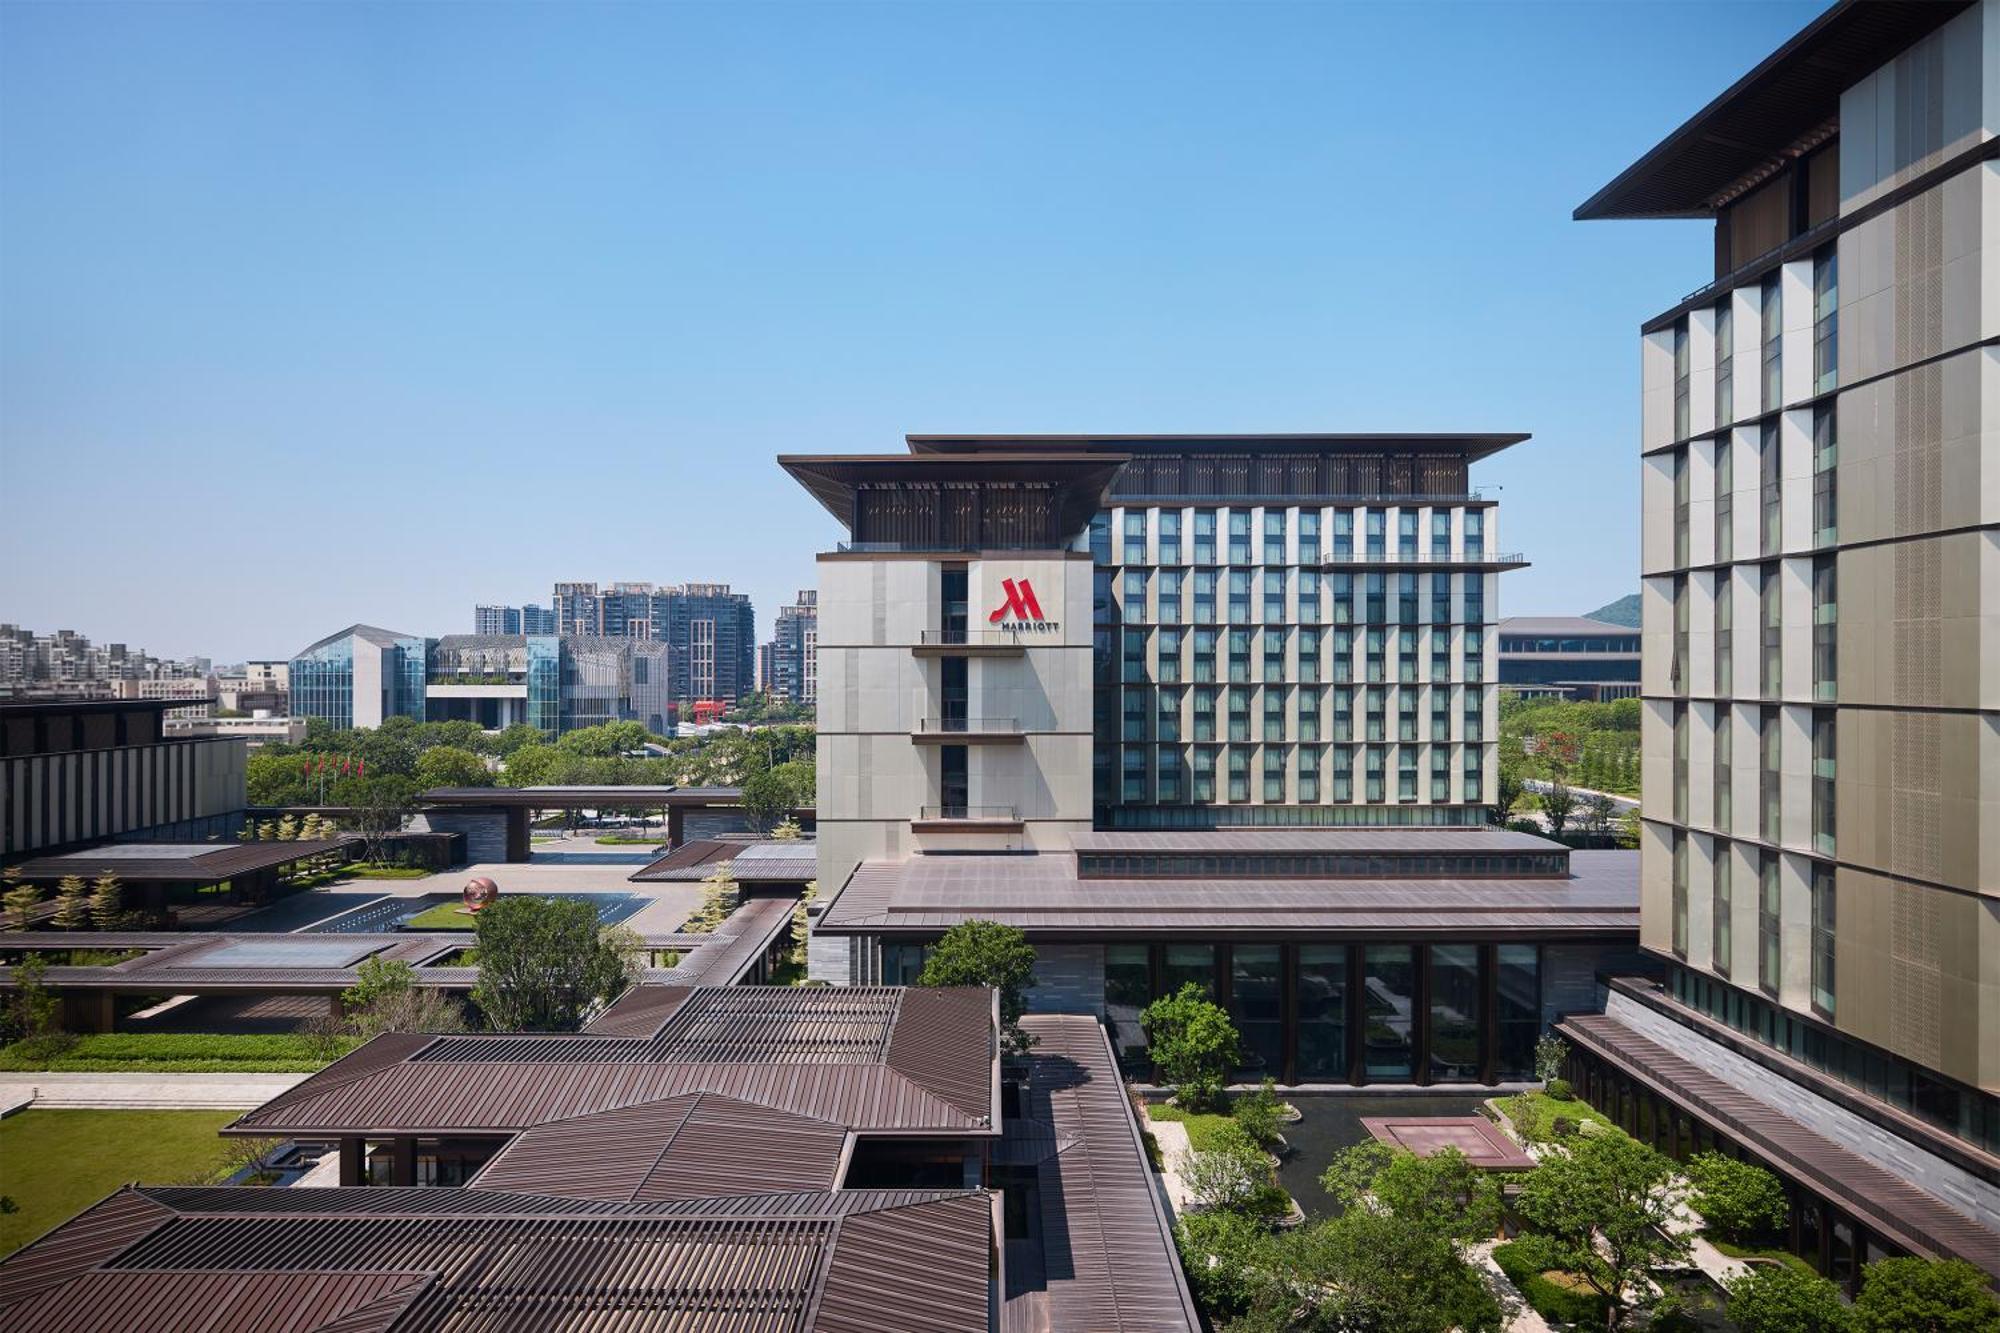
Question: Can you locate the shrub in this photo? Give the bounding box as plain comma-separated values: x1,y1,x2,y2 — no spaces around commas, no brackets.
1175,1209,1275,1320
1551,1116,1578,1139
1233,1077,1284,1150
1545,1076,1575,1101
1534,1032,1569,1083
1492,1240,1611,1328
917,920,1038,1056
1725,1264,1853,1333
1683,1150,1789,1243
1852,1256,2000,1333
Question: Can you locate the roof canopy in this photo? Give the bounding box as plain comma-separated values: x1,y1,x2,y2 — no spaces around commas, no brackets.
906,432,1530,464
1575,0,1972,220
778,452,1127,536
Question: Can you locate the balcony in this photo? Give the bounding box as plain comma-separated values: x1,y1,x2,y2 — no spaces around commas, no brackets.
912,804,1022,832
911,629,1028,657
911,717,1024,744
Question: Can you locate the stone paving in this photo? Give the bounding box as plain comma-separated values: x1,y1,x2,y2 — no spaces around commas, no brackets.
0,1071,310,1110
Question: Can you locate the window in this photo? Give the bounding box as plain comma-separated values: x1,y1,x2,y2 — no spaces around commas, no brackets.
1365,628,1385,683
1715,437,1733,563
1297,747,1320,803
1365,510,1385,558
1715,301,1733,427
1297,629,1320,682
1757,563,1782,699
1397,573,1419,625
1228,509,1252,564
1088,514,1111,564
1673,702,1689,824
1398,510,1418,558
1122,570,1146,624
1712,841,1733,977
1157,570,1183,625
1673,448,1690,567
1157,687,1181,742
1156,628,1182,683
1758,851,1781,995
1263,689,1285,742
1397,745,1418,802
1364,687,1386,744
1760,706,1781,843
1813,405,1837,547
1812,709,1835,856
1227,745,1250,802
1430,944,1481,1082
1365,574,1387,624
1811,864,1835,1018
1192,687,1216,742
1672,831,1689,957
1262,746,1285,801
1333,628,1353,682
1363,946,1415,1079
1813,247,1837,394
1122,510,1146,562
1494,945,1541,1080
1296,945,1347,1080
1713,705,1732,834
1813,556,1836,700
1462,573,1485,627
1464,691,1484,744
1431,511,1451,558
1121,690,1147,742
1431,572,1452,626
1463,627,1485,684
1671,575,1690,692
1121,629,1147,682
1192,628,1216,683
1158,510,1182,563
1760,271,1782,412
1297,687,1321,742
1398,689,1419,742
1228,629,1252,683
1430,745,1450,801
1228,571,1251,624
1263,510,1286,564
1332,746,1353,802
1332,687,1353,743
1332,574,1353,625
1332,509,1353,559
1714,573,1733,698
1232,946,1283,1071
1192,745,1216,801
1760,421,1781,554
1431,690,1450,742
1193,509,1216,564
1462,743,1482,800
1193,571,1216,623
1464,510,1484,558
1673,319,1691,440
1296,570,1320,624
1264,570,1286,622
1364,744,1385,803
1228,687,1251,743
1298,510,1320,562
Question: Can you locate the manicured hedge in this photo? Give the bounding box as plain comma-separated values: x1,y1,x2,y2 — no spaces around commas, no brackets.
1492,1241,1611,1328
0,1032,359,1073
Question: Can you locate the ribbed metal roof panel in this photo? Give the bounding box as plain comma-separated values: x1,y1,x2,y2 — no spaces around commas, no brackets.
0,1269,432,1333
0,1187,173,1309
885,987,997,1123
815,1194,993,1332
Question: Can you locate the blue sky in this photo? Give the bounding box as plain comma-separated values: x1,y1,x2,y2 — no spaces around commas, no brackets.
1,0,1823,664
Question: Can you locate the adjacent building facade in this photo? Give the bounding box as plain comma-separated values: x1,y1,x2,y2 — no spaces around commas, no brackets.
1498,615,1642,701
1577,0,1998,1287
288,624,427,732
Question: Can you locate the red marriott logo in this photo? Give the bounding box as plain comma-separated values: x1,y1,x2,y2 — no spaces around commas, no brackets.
988,578,1046,623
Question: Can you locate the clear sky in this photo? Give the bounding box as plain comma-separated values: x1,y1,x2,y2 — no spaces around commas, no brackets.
1,0,1824,664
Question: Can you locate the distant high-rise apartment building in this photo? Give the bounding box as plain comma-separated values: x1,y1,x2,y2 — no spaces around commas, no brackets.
1577,0,1998,1288
658,583,757,703
0,623,209,698
766,589,819,704
551,582,602,635
474,604,522,636
520,604,556,635
600,583,659,639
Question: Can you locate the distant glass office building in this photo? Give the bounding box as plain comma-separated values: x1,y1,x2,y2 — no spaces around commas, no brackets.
289,624,427,731
1497,616,1640,701
520,604,556,635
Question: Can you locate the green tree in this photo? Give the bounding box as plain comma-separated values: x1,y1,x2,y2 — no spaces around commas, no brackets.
770,817,804,841
1541,778,1579,837
1174,1209,1277,1323
1511,1130,1690,1328
332,774,418,865
689,863,738,934
2,869,40,930
338,956,469,1038
2,953,67,1055
245,748,315,805
88,871,125,930
52,874,90,930
500,743,579,788
737,766,799,833
1852,1257,2000,1333
1179,1122,1280,1216
471,896,633,1031
415,745,493,790
1257,1186,1504,1333
1319,1142,1502,1245
1232,1077,1285,1151
1725,1265,1853,1333
1141,983,1238,1110
555,721,653,758
1494,759,1524,824
480,723,547,758
917,919,1038,1055
1682,1151,1789,1243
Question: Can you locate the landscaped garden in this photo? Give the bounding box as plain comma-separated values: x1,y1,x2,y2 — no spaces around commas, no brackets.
0,1109,244,1256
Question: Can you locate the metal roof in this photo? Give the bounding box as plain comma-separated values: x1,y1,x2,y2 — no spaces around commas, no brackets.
1497,616,1638,637
628,837,745,881
10,839,359,883
906,431,1530,464
778,453,1128,537
821,850,1640,939
229,985,999,1138
1070,827,1566,855
728,842,820,882
1007,1015,1201,1332
467,1091,851,1201
0,1186,996,1333
1575,0,1973,220
293,623,419,656
1561,1011,2000,1281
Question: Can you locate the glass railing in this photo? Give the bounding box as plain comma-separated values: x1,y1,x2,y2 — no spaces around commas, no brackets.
916,629,1034,647
917,804,1019,821
914,717,1021,733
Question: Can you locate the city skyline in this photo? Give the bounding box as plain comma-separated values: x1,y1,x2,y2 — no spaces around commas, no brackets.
0,0,1826,662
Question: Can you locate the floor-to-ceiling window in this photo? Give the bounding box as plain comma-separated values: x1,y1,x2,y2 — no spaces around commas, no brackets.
1232,946,1284,1076
1104,944,1151,1072
1160,944,1216,998
1296,945,1347,1080
1363,945,1417,1081
1429,944,1481,1082
1494,944,1541,1080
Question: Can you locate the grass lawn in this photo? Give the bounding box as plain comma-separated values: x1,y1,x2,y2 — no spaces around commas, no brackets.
0,1032,358,1073
1144,1102,1243,1152
1709,1236,1819,1277
348,865,432,879
402,901,485,930
1492,1240,1612,1327
594,834,665,845
0,1109,240,1255
1493,1089,1622,1145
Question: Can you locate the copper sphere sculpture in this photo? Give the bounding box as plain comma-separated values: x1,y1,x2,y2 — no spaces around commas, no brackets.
462,876,500,912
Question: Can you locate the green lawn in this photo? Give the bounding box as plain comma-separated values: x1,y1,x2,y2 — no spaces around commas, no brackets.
1493,1089,1622,1145
348,865,432,880
1710,1236,1820,1277
594,834,665,846
0,1032,358,1073
0,1109,240,1255
1144,1102,1243,1152
402,901,484,930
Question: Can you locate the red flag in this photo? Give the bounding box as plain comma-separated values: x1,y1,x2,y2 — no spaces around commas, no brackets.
303,757,312,779
356,757,365,778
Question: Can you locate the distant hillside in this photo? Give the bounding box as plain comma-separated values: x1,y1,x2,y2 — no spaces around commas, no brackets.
1582,594,1640,628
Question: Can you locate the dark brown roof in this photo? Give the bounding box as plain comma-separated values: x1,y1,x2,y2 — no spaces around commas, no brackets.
1576,0,1972,219
419,785,683,807
907,432,1530,464
628,837,817,884
1007,1015,1201,1332
1070,828,1566,854
821,850,1639,939
651,895,801,986
0,1186,995,1333
0,932,471,996
10,839,358,883
778,452,1128,536
627,837,743,881
230,985,999,1138
467,1091,851,1200
1561,1012,2000,1281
